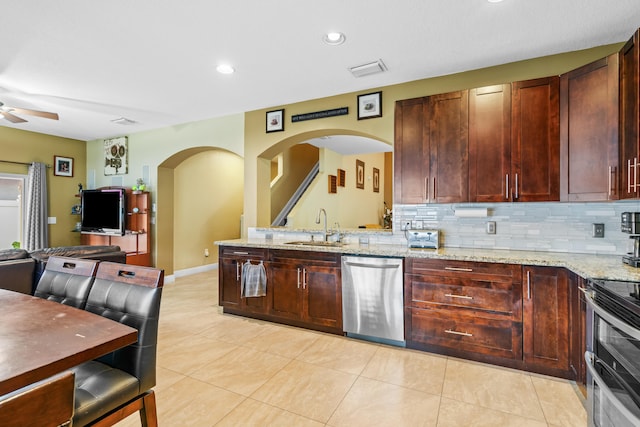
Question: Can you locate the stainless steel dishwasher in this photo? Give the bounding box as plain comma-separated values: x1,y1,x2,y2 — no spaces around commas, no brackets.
341,256,405,346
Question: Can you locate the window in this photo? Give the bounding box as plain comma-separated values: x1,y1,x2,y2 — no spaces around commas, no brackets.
0,175,26,248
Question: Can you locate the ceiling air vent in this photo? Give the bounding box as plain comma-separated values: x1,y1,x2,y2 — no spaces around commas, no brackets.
349,59,387,78
111,117,137,125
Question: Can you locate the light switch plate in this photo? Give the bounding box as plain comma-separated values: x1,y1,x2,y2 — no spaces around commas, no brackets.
486,221,496,234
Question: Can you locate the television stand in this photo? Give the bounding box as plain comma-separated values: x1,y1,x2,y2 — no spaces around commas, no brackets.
80,188,151,266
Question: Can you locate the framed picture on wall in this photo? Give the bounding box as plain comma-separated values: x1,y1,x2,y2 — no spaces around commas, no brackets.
54,156,74,177
373,167,380,192
357,91,382,120
266,109,284,133
104,136,128,176
356,159,365,189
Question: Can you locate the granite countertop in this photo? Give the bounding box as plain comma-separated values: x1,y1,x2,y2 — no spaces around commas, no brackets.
216,238,640,283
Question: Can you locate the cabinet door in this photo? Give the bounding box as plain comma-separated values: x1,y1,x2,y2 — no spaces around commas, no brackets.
523,266,571,377
429,91,469,203
219,247,268,313
303,265,342,329
560,54,619,201
511,77,560,201
219,257,241,308
269,261,303,320
469,84,512,202
620,30,640,199
394,98,430,203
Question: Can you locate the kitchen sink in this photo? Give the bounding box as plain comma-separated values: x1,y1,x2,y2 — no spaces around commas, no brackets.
284,240,344,247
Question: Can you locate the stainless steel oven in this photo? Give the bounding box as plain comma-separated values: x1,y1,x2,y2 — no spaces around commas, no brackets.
584,279,640,427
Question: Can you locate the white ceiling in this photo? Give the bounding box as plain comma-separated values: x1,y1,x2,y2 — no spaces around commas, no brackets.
0,0,639,142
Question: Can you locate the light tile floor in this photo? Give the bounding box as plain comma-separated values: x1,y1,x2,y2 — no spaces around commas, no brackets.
116,270,587,427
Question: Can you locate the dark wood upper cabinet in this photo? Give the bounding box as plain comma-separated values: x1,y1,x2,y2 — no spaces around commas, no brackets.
620,29,640,199
394,98,430,204
429,91,469,203
511,77,560,202
393,92,469,204
469,84,512,202
560,54,619,201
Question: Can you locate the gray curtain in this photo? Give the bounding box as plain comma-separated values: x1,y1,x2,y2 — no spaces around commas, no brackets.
24,162,49,251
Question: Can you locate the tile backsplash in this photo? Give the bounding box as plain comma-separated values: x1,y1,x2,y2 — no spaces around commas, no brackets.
394,200,640,255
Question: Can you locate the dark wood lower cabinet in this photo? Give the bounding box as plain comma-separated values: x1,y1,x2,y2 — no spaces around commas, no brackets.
522,265,573,379
218,246,269,315
268,250,342,333
219,246,585,381
218,247,342,334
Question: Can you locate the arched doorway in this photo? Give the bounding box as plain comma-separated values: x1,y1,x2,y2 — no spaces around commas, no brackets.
156,147,243,278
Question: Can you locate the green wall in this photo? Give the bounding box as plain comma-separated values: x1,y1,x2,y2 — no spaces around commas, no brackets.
0,127,86,248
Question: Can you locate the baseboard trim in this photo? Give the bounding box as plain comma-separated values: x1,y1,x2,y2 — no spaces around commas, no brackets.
165,263,218,284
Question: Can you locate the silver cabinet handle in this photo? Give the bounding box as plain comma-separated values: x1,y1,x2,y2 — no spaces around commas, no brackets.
505,174,509,200
608,166,612,196
297,267,301,289
236,262,241,281
425,176,429,200
232,251,249,255
433,177,437,199
444,267,473,272
515,173,519,199
302,268,307,290
444,293,473,300
526,270,531,300
445,329,472,337
628,159,632,193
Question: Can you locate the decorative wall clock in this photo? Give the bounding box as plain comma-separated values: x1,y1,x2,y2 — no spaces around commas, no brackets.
104,136,128,175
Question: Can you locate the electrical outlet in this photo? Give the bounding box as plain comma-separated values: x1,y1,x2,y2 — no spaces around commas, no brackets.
204,248,210,257
592,223,605,238
401,221,411,231
486,221,496,234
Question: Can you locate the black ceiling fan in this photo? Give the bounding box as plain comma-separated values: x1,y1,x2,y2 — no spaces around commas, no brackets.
0,101,59,123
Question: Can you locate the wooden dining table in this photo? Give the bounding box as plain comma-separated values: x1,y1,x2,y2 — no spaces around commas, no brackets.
0,289,137,396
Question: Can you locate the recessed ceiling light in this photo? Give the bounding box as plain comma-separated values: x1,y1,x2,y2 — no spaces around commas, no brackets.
323,32,346,46
216,64,235,74
487,0,504,3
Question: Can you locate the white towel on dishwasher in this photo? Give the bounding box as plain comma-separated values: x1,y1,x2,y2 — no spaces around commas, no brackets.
241,260,267,297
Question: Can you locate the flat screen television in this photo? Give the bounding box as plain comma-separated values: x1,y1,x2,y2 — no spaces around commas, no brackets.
80,188,126,235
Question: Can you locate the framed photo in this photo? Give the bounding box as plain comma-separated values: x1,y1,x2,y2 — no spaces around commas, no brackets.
373,167,380,193
266,109,284,133
356,159,365,189
357,91,382,120
53,156,74,177
104,136,128,176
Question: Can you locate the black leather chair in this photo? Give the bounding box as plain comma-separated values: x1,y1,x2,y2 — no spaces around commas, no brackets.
71,261,164,427
0,371,75,427
33,256,100,309
29,245,126,293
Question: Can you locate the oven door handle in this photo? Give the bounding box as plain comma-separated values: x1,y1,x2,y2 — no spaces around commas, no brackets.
585,351,640,423
586,351,640,408
580,287,640,341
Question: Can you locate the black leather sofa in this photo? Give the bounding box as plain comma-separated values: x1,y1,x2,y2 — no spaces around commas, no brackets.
0,245,126,295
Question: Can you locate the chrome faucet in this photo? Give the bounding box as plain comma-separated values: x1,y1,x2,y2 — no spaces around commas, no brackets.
316,208,328,241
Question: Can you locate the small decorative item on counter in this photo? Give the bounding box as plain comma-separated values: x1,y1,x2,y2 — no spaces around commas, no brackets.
71,204,82,215
11,241,20,249
132,178,146,194
383,201,392,229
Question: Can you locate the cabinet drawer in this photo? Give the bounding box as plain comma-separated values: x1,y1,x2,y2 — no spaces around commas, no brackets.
269,249,340,266
409,308,522,360
220,246,267,259
408,274,521,318
406,258,521,282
